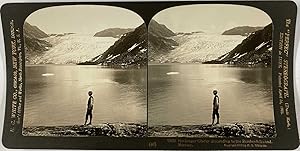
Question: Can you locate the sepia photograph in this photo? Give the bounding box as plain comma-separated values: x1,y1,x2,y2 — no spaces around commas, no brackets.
23,5,147,137
148,4,276,138
1,1,299,150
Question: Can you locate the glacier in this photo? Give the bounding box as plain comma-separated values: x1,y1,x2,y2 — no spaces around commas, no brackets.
30,34,118,64
157,33,246,63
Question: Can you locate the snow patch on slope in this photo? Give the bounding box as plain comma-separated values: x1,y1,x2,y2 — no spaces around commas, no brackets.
127,43,139,52
255,42,268,51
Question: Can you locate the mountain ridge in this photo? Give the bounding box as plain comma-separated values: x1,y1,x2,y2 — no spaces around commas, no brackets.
149,20,176,37
222,26,264,36
94,28,134,38
24,22,49,39
24,22,52,63
148,20,179,62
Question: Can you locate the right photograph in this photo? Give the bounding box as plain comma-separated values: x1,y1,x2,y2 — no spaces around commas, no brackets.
148,4,276,138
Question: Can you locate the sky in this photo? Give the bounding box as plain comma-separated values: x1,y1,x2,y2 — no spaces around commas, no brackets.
26,5,144,34
153,4,272,34
26,4,272,35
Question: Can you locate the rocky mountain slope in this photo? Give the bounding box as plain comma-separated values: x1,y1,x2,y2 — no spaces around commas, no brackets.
94,28,134,38
222,26,264,36
148,20,176,37
23,22,52,63
80,24,147,66
24,22,49,39
148,20,179,62
205,23,272,66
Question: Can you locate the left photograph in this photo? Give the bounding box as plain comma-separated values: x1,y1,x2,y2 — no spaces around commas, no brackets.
22,5,147,137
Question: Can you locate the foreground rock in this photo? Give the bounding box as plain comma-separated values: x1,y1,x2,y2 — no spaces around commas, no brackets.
149,123,276,138
23,123,147,137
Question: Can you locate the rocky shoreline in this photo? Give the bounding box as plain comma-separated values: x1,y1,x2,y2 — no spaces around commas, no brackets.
148,123,276,138
23,123,276,138
23,123,147,137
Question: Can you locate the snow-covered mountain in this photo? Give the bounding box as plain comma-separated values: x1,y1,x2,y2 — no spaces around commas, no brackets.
155,33,245,63
30,34,117,64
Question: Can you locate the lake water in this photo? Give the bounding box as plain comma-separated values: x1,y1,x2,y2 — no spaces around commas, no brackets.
24,64,275,127
148,64,274,126
24,65,147,126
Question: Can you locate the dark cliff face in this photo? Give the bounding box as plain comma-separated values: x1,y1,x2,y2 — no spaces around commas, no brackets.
94,28,134,38
148,20,176,37
148,20,179,61
82,24,147,66
24,36,51,52
222,26,264,36
24,22,51,53
24,22,49,39
23,22,51,63
148,34,178,61
205,23,272,66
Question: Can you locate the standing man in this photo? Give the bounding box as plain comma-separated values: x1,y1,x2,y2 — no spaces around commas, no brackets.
84,90,94,125
212,90,220,125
